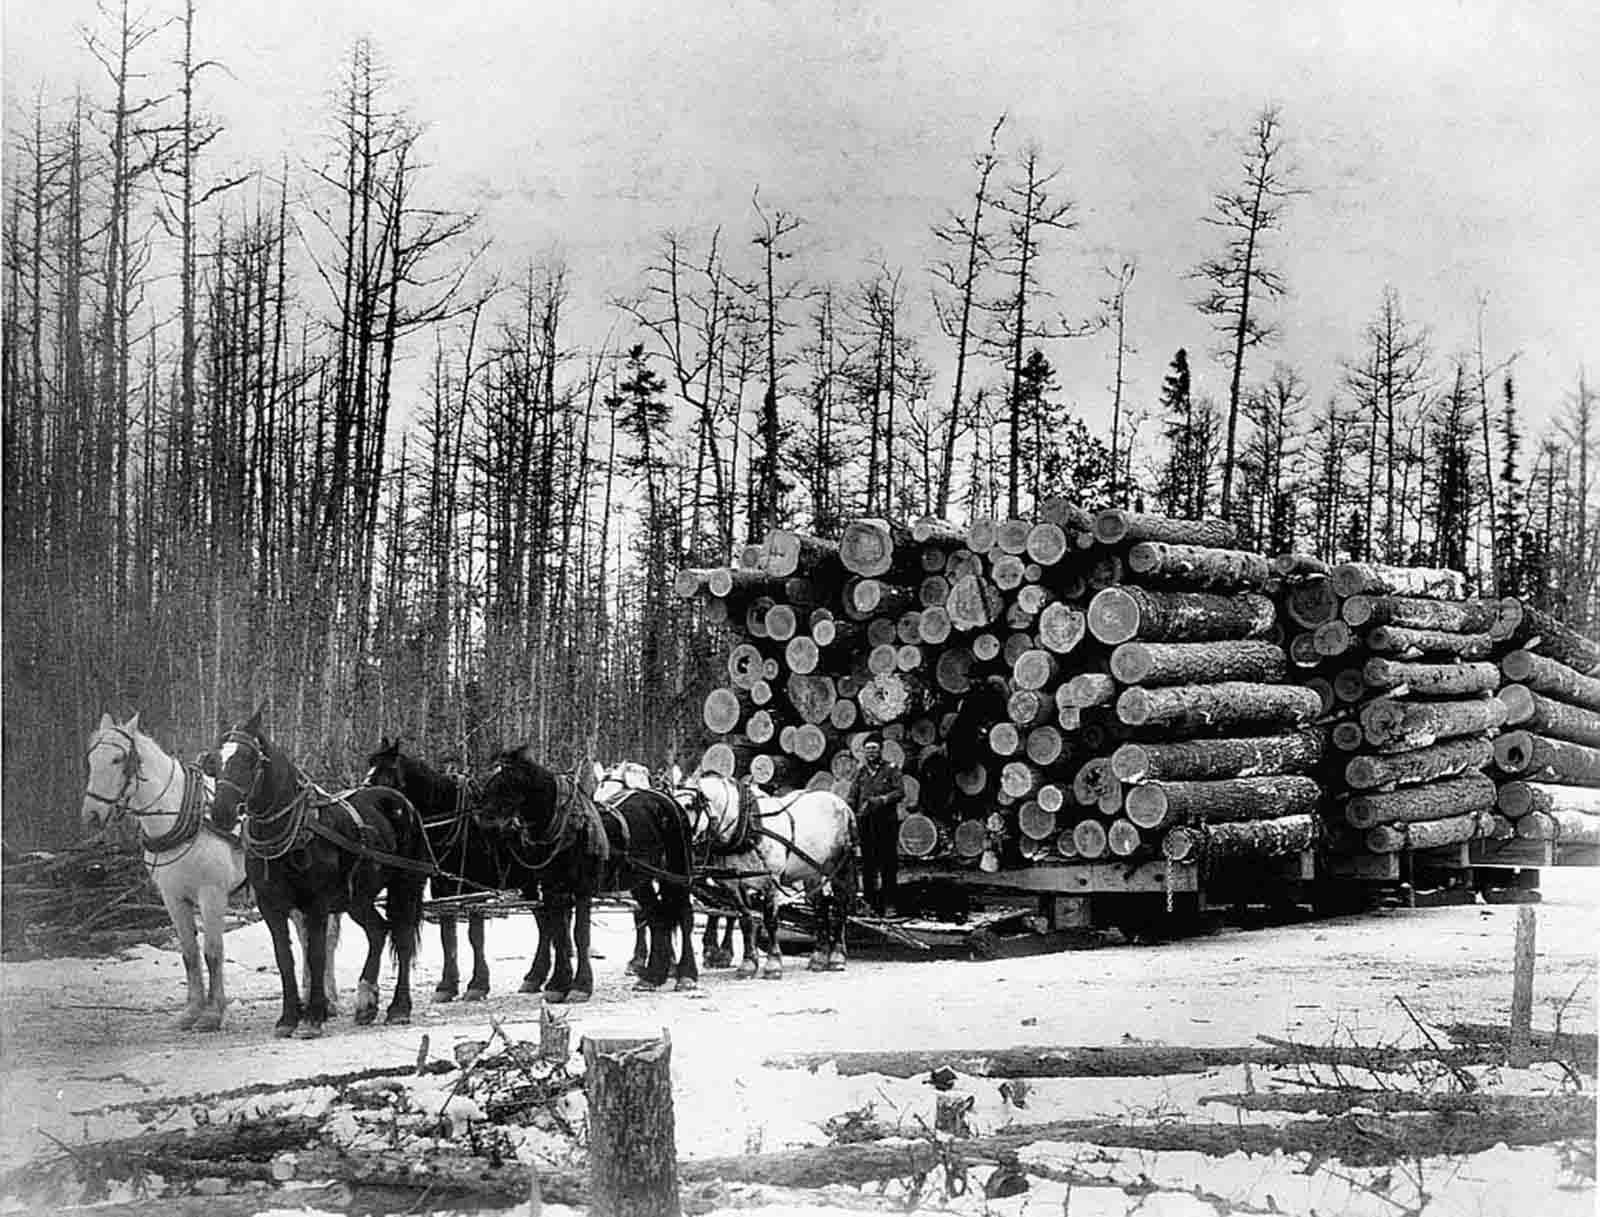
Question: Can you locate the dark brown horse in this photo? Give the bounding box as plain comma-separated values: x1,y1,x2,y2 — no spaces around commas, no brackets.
475,747,698,1000
211,711,430,1037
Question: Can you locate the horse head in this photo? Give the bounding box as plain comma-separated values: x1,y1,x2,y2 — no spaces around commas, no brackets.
670,767,734,845
211,706,278,832
363,735,410,794
81,712,146,829
475,745,559,846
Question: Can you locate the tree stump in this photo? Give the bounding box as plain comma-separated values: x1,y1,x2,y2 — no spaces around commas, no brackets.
583,1031,680,1217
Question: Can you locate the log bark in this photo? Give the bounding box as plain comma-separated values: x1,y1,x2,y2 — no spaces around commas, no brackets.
1126,542,1274,590
1515,808,1600,843
1038,496,1096,533
1036,602,1087,654
1284,577,1341,627
1500,600,1600,674
1364,810,1501,853
1273,553,1332,578
1111,731,1325,783
1501,648,1600,710
838,517,910,577
1365,625,1493,659
584,1033,680,1217
1331,561,1467,599
1062,673,1118,708
1087,586,1276,645
1494,730,1600,783
763,529,839,578
1124,775,1322,830
1362,658,1500,697
706,566,785,598
1359,696,1508,750
1499,684,1600,746
1092,509,1238,548
1498,780,1600,820
1161,813,1317,863
912,515,967,545
1344,736,1493,790
1340,594,1504,634
1109,640,1287,686
1116,682,1322,731
1343,774,1499,830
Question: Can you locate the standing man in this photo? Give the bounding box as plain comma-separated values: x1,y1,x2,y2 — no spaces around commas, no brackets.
848,737,904,915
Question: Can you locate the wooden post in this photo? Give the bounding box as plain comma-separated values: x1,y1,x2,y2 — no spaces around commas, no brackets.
539,1003,571,1062
1509,907,1537,1069
583,1031,680,1217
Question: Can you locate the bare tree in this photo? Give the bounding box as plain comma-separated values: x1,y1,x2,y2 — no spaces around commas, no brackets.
1102,260,1137,507
744,189,803,539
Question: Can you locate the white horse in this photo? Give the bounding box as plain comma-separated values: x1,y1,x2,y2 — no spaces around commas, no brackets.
80,713,338,1031
670,767,858,978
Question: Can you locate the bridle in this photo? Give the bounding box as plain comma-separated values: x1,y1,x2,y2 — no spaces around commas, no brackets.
216,728,267,814
84,728,176,820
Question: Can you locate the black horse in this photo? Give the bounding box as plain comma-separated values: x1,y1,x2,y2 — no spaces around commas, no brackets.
211,710,430,1038
364,737,547,1001
475,746,698,1000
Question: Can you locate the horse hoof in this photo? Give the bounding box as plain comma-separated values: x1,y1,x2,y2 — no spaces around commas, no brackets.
385,1010,412,1026
675,977,699,992
294,1023,324,1040
735,963,758,979
762,964,784,980
566,990,593,1005
543,989,568,1005
175,1010,201,1031
274,1024,296,1039
353,1008,377,1026
194,1011,224,1033
632,979,662,992
806,953,828,972
432,987,458,1004
826,958,847,972
463,987,489,1002
520,979,545,995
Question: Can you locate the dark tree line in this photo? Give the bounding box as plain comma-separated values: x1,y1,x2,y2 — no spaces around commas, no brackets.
3,19,1594,848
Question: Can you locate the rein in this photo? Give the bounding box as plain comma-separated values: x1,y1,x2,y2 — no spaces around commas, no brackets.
502,771,586,873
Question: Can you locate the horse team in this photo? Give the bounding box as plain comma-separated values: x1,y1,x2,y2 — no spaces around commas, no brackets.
79,711,861,1039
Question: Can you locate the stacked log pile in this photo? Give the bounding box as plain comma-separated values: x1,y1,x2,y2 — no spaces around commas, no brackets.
1292,562,1516,863
1493,608,1600,860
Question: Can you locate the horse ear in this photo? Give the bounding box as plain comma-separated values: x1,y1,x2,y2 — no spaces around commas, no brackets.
577,760,598,799
126,712,141,733
246,704,265,731
668,762,683,787
98,711,114,730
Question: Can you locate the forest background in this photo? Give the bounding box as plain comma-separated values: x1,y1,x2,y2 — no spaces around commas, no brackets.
3,0,1597,847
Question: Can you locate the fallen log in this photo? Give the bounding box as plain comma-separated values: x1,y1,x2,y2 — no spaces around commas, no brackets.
1330,561,1466,600
1497,780,1600,820
1361,658,1501,697
1125,541,1274,590
1199,1090,1592,1120
1359,696,1507,750
1344,736,1493,790
1092,509,1238,548
1443,1021,1598,1067
1343,774,1499,830
1499,684,1600,747
1493,730,1600,783
1087,586,1276,645
1501,648,1600,711
1111,731,1325,783
1124,775,1322,830
1116,683,1322,731
1160,813,1317,863
1109,640,1287,687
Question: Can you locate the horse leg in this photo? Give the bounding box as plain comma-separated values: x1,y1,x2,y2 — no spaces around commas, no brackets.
828,860,855,972
733,892,760,978
626,905,650,977
568,890,594,1002
632,885,666,991
435,912,462,1002
761,892,785,980
293,911,340,1017
263,909,301,1038
161,890,205,1030
464,910,491,1000
673,889,699,991
383,877,423,1025
521,902,553,994
193,885,230,1032
346,901,388,1029
543,892,575,1003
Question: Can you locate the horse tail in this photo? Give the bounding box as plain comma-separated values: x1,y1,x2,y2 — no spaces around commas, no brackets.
380,791,428,966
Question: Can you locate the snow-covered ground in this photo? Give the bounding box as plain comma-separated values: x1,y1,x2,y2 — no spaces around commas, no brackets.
2,869,1597,1215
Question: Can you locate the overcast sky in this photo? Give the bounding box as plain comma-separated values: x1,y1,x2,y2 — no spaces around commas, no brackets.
5,0,1597,447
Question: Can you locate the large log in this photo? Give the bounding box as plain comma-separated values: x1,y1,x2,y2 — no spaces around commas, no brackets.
811,617,861,648
846,577,916,619
1493,731,1600,783
911,515,966,545
857,671,924,727
1365,625,1494,659
934,646,976,694
701,687,748,735
784,635,820,674
1344,736,1493,790
1499,601,1600,674
1126,542,1274,590
1087,586,1276,646
1062,672,1118,708
706,566,784,598
1038,496,1096,533
1111,731,1325,783
762,529,839,578
1359,696,1508,750
673,567,717,598
1036,602,1087,654
838,517,910,577
1514,808,1600,844
1312,620,1356,657
1072,757,1118,805
1006,687,1053,726
1343,774,1499,830
1501,649,1600,711
1025,725,1065,766
1499,684,1600,747
785,673,837,724
946,573,1004,631
1340,594,1504,635
762,602,799,641
1106,818,1144,856
1024,521,1070,566
1109,640,1287,686
1011,649,1058,691
1274,553,1332,578
1497,780,1600,820
1124,775,1322,830
1283,577,1341,628
1092,509,1238,548
726,642,768,690
1160,813,1317,864
1362,658,1500,697
1116,682,1322,731
1364,810,1501,853
987,721,1021,757
1331,561,1466,600
1072,818,1109,858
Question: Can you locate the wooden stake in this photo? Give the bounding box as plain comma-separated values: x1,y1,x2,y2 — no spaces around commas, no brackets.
1509,907,1537,1069
583,1030,680,1217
